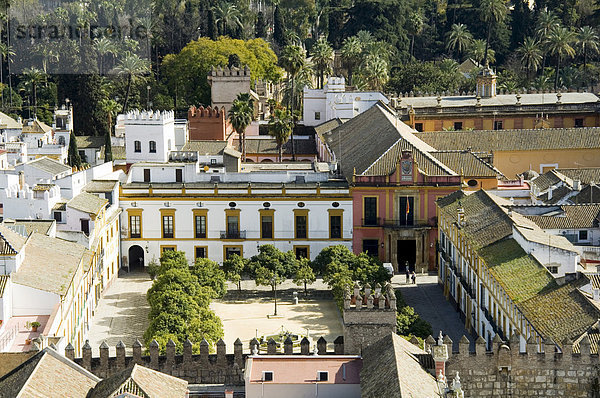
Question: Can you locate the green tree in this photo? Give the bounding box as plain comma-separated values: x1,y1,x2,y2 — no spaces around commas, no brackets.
213,3,243,37
268,107,293,162
274,5,286,47
21,68,45,115
578,26,599,70
228,93,254,161
311,38,333,89
446,23,473,59
293,257,316,296
517,37,543,80
312,245,356,275
407,12,424,58
468,39,495,64
355,54,389,91
535,9,560,70
340,36,362,86
546,25,577,89
279,44,305,160
192,258,227,299
113,52,150,113
207,9,218,40
479,0,507,64
103,128,112,163
328,0,345,48
250,245,296,316
256,11,267,38
223,253,246,292
94,37,116,75
67,131,82,169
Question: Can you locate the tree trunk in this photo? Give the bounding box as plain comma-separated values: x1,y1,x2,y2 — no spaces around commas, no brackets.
278,144,282,162
348,66,353,86
411,35,415,58
242,130,246,161
290,77,296,161
484,21,492,64
122,74,132,113
554,56,560,90
238,279,241,292
304,281,307,297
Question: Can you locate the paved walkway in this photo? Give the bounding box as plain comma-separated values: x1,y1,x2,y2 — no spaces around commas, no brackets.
87,271,153,356
392,274,472,350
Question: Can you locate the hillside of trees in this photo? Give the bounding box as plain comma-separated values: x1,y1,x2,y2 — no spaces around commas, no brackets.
1,0,599,136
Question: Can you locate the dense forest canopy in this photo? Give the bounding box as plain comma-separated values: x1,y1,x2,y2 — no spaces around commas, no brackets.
0,0,599,136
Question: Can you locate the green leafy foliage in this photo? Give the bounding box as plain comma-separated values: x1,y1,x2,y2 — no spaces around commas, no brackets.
192,258,227,299
395,289,433,339
222,254,246,291
293,257,316,295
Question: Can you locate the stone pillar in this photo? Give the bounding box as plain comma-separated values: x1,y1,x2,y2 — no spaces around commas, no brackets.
82,341,92,371
116,341,126,369
234,338,243,367
99,341,109,378
133,339,143,364
65,343,75,361
149,339,160,369
183,339,193,364
284,336,293,355
526,336,538,356
216,339,227,366
166,339,176,369
334,336,344,354
432,333,450,380
267,338,277,355
249,338,259,355
458,336,470,357
317,337,327,355
200,339,210,367
475,336,487,355
301,337,310,355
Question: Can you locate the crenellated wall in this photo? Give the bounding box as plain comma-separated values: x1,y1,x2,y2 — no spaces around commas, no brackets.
65,335,345,386
187,105,231,141
427,333,600,398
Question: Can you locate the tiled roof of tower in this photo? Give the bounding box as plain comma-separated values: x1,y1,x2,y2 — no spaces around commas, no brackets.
531,170,563,192
538,185,572,204
22,119,51,134
414,128,600,152
2,219,55,236
182,140,229,155
555,168,600,185
66,192,108,215
26,157,71,176
524,205,600,229
232,137,317,155
360,333,441,398
323,102,456,179
430,150,503,177
83,180,118,193
571,184,600,204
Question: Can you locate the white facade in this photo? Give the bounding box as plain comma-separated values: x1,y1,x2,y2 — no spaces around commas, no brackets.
124,110,176,164
302,77,389,126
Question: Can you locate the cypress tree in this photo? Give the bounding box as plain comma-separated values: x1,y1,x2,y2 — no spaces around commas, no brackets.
207,9,217,40
67,131,82,168
255,11,267,38
104,129,113,163
273,6,285,47
328,0,345,48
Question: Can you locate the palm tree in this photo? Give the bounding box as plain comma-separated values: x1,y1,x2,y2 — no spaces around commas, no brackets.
268,108,293,162
279,44,305,161
99,98,120,136
94,37,117,75
310,38,333,89
578,26,599,71
33,42,59,75
21,68,45,116
479,0,507,64
112,53,150,113
0,43,14,107
446,23,473,59
228,94,254,161
468,39,495,64
356,55,389,91
546,26,577,89
213,3,242,36
536,10,559,70
517,37,542,80
340,36,362,86
407,12,424,58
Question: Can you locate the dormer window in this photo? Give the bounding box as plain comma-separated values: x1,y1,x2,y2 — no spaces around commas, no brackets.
149,141,156,153
134,140,141,153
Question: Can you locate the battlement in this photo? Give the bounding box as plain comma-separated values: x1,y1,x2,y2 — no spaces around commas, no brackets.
65,336,344,385
123,109,175,124
188,105,227,119
343,282,396,311
209,65,251,78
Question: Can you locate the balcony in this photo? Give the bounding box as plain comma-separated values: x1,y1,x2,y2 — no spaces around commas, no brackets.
361,218,382,227
383,219,430,229
220,230,247,239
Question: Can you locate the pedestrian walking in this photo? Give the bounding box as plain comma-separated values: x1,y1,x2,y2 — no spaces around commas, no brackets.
405,261,410,284
411,271,416,285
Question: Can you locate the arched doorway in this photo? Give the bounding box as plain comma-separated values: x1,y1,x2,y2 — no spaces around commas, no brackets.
128,245,145,271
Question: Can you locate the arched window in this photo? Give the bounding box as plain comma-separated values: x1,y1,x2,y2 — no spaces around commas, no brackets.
149,141,156,153
134,140,141,153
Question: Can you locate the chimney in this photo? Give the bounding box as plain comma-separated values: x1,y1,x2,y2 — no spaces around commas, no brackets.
457,202,465,226
224,390,234,398
432,332,449,380
18,171,24,190
573,180,581,191
547,187,553,200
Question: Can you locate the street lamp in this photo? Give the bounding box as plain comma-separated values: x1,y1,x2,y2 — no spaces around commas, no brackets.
146,85,151,109
272,275,278,316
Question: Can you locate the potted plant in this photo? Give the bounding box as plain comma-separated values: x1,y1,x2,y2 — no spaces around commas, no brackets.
30,322,41,332
25,338,31,345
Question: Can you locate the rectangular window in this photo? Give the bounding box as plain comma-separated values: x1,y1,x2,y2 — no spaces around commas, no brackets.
176,169,182,182
195,246,207,259
261,215,273,239
211,158,217,165
143,169,150,182
493,120,503,130
53,211,62,222
225,246,242,259
575,118,584,128
161,246,176,254
195,215,206,238
414,122,423,132
262,371,273,382
453,121,463,130
162,215,174,238
227,215,239,239
80,219,90,235
317,371,328,381
363,197,378,226
295,215,307,239
134,141,141,152
363,239,379,256
295,246,309,259
130,215,141,238
315,111,321,120
330,215,342,239
579,230,588,241
399,197,414,226
149,141,156,153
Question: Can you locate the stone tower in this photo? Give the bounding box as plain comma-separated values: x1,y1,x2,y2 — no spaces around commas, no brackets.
207,66,252,114
476,62,496,98
342,282,397,354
